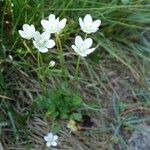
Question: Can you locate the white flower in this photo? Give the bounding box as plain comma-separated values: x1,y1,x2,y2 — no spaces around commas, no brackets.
8,55,13,61
18,24,35,40
71,36,95,57
79,14,101,34
33,31,55,53
49,61,55,67
44,132,58,147
41,14,67,34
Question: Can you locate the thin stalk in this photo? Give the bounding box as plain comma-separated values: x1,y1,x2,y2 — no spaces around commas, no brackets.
74,33,87,82
75,56,81,81
23,41,37,61
55,34,67,81
37,52,47,94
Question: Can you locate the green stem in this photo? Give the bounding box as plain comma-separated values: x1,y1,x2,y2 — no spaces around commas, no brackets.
84,33,88,39
75,55,81,81
74,33,88,82
55,34,67,81
37,52,40,70
23,41,37,61
37,52,47,94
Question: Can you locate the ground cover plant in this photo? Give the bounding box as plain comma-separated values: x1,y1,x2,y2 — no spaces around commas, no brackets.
0,0,150,149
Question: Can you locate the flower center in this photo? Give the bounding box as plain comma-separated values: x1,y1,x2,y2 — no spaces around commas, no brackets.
38,39,47,47
79,45,86,53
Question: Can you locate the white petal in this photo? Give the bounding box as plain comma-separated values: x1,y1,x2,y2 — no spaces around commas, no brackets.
22,24,30,31
42,32,50,40
72,45,78,52
33,40,39,49
18,30,27,39
44,136,49,142
90,28,99,33
92,20,101,28
90,20,101,33
53,135,58,140
81,53,87,57
46,142,51,147
33,31,41,41
83,38,93,49
84,14,93,25
75,36,83,48
72,45,86,57
41,20,50,31
81,28,92,34
51,141,57,147
46,40,55,48
47,133,53,139
78,51,87,57
85,48,95,55
39,47,48,53
30,25,35,35
59,18,67,30
30,24,35,31
48,14,56,21
79,18,84,28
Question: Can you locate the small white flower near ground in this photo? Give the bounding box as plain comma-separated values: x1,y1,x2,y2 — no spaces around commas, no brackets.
49,61,55,67
8,55,13,61
44,132,58,147
41,14,67,34
71,36,95,57
33,31,55,53
18,24,36,40
79,14,101,34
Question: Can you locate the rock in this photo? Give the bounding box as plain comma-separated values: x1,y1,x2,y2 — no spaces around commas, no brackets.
128,125,150,150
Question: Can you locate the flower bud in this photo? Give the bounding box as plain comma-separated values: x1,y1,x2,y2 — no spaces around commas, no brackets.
49,61,55,67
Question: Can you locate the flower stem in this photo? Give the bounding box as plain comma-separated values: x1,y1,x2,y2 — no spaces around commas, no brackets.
84,33,88,39
37,52,47,94
23,41,37,61
75,55,81,81
55,34,67,81
74,33,88,82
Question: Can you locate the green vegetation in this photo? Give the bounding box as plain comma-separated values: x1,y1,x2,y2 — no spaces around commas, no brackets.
0,0,150,149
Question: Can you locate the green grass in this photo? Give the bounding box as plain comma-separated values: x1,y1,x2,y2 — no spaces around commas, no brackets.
0,0,150,149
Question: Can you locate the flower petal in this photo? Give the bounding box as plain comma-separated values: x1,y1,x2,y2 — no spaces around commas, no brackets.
92,20,101,28
53,135,58,140
33,40,39,49
30,25,35,31
46,141,51,147
83,14,92,25
79,18,84,28
90,20,101,33
46,40,55,48
85,48,95,55
47,133,53,139
75,36,83,48
72,45,78,53
51,141,57,147
48,14,56,21
18,30,27,39
44,136,49,142
38,47,48,53
59,18,67,30
22,24,30,31
41,20,50,31
72,45,86,57
33,31,41,41
41,32,50,40
83,38,93,49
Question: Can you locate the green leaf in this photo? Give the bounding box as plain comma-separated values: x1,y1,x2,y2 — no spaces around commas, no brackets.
70,113,82,121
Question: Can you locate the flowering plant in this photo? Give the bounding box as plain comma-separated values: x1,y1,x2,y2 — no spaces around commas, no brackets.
44,132,58,147
19,13,101,148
